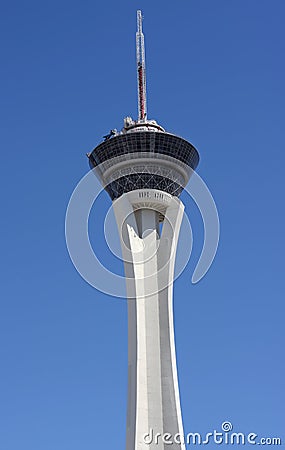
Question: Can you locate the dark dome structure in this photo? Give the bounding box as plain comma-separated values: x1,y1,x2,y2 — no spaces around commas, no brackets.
88,128,199,200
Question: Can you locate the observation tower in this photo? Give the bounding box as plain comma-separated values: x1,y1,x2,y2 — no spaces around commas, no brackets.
88,11,199,450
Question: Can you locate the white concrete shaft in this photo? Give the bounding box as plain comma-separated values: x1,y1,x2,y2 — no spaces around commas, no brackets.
113,189,186,450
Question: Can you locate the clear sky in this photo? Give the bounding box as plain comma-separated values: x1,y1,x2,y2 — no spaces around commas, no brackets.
0,0,284,449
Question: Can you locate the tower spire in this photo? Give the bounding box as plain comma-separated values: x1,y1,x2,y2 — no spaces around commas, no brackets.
136,10,147,121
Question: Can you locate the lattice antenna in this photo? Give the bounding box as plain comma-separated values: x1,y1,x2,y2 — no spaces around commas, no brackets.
136,10,147,121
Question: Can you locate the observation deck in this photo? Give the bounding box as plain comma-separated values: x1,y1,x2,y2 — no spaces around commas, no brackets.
88,120,200,200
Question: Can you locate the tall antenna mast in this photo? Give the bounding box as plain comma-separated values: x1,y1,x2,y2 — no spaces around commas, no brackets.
136,10,147,121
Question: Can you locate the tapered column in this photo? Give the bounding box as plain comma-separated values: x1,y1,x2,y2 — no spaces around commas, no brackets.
113,190,185,450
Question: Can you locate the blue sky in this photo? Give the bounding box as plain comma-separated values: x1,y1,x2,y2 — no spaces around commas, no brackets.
1,0,284,449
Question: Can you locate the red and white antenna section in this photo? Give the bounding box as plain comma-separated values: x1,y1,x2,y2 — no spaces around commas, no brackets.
122,11,164,133
136,10,147,122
